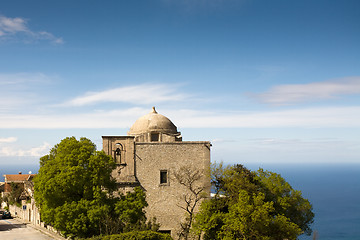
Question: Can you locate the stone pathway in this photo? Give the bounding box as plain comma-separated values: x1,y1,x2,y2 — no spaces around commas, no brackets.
0,218,62,240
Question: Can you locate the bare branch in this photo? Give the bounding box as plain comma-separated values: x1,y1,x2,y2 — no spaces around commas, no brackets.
173,166,209,240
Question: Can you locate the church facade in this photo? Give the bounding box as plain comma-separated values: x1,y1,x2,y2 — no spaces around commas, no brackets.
102,107,211,237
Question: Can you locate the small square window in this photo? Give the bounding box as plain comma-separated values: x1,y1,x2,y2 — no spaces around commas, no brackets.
158,230,171,235
160,170,168,184
151,133,159,142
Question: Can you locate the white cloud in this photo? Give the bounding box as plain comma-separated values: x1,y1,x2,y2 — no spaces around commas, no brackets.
0,16,27,34
251,77,360,105
211,138,237,143
0,142,51,157
0,72,58,113
246,137,342,147
0,136,50,157
0,15,63,44
0,106,360,129
0,72,54,85
65,83,188,106
0,137,17,143
0,107,146,128
161,0,245,13
170,106,360,128
212,136,360,164
23,142,51,157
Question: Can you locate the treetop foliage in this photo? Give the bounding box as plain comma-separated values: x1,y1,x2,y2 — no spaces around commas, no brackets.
34,137,156,238
193,163,314,240
36,137,116,205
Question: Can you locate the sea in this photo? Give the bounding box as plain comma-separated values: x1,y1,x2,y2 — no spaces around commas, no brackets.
1,163,359,240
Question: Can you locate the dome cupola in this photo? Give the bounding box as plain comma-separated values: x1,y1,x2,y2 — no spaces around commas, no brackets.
128,107,182,142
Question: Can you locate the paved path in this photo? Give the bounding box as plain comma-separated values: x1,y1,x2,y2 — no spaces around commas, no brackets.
0,218,55,240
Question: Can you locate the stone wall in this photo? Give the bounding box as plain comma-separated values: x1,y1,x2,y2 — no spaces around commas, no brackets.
8,199,42,226
135,141,211,238
102,134,211,239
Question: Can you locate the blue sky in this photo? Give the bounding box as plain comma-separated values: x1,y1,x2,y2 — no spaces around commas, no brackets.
0,0,360,167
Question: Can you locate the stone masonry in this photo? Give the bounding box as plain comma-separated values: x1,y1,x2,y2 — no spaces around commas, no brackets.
102,107,211,238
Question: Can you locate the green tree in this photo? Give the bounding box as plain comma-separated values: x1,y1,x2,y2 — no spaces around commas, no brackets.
34,137,155,238
193,164,314,240
115,187,159,233
256,169,314,236
6,182,24,206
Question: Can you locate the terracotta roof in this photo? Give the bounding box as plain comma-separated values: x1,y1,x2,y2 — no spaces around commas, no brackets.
4,174,36,182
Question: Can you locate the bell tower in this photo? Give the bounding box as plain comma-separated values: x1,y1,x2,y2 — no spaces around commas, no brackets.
102,135,138,191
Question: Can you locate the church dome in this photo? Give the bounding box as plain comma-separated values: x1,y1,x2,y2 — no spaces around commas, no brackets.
128,107,178,135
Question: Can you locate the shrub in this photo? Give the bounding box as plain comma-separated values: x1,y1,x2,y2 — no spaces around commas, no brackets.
86,230,173,240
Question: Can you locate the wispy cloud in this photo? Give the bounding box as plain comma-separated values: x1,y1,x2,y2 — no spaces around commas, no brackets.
25,142,52,157
246,137,343,147
0,15,63,44
161,0,245,13
222,137,360,164
65,83,188,106
0,107,146,128
0,137,17,143
171,106,360,128
0,142,51,157
1,106,360,129
0,72,58,113
0,136,50,157
251,77,360,105
211,138,237,143
0,72,54,85
0,16,27,34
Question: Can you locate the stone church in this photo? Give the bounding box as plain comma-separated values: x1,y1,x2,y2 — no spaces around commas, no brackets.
102,107,211,237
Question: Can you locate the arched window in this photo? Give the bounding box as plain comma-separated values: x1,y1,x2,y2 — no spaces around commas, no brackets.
114,143,123,164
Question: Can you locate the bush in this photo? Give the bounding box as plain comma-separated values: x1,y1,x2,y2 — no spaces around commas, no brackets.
85,230,173,240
